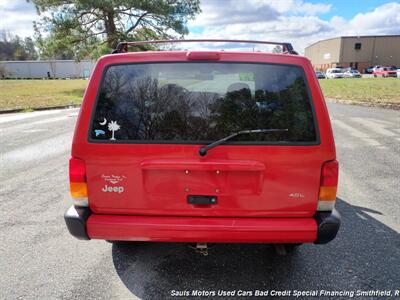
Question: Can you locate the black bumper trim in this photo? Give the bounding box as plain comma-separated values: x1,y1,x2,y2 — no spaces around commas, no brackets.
64,205,91,240
314,208,341,244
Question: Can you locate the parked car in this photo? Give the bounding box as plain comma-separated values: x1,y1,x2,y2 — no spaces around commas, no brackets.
372,65,381,72
364,66,374,74
65,39,340,254
373,66,397,78
344,70,361,78
326,68,344,79
397,69,400,78
315,71,326,79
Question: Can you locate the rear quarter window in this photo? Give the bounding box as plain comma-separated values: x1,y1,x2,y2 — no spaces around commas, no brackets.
89,62,317,144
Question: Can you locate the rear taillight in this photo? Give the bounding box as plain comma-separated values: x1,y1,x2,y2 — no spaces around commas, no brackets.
317,160,339,211
69,157,88,206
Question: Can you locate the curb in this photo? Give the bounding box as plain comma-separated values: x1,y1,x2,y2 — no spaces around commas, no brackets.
0,104,81,114
326,98,400,110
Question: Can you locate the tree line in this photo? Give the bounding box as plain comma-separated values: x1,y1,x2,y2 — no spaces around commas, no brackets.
1,0,201,61
0,31,38,61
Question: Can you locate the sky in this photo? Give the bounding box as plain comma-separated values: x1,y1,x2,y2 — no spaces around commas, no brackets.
1,0,400,53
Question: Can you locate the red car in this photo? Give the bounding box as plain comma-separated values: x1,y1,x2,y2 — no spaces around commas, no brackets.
65,39,340,254
373,66,397,77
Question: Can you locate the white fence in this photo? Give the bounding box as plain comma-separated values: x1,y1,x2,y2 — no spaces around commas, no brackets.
0,60,95,79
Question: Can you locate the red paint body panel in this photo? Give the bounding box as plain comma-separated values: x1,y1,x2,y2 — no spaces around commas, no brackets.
87,215,317,243
70,50,337,242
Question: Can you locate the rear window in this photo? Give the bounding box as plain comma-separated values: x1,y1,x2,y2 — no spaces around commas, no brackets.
90,62,317,144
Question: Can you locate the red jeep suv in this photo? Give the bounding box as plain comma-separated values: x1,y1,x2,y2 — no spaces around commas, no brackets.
65,40,340,252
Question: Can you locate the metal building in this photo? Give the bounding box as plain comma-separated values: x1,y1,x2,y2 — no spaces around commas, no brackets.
0,60,95,79
304,35,400,72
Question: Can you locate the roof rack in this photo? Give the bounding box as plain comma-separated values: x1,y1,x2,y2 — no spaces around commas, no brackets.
112,39,298,55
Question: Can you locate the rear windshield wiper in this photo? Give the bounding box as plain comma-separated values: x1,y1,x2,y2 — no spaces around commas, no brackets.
199,129,289,156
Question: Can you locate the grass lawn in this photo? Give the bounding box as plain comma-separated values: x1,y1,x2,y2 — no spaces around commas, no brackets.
319,77,400,105
0,79,87,111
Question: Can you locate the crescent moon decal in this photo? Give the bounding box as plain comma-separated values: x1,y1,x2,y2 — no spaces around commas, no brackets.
99,118,107,125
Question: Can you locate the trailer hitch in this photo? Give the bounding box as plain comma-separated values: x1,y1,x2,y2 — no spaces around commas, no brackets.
189,243,209,256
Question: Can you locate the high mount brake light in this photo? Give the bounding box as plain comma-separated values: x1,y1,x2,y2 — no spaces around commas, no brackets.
69,157,88,206
318,160,339,211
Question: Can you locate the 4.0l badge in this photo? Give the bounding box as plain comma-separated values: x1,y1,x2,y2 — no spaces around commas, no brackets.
289,193,305,198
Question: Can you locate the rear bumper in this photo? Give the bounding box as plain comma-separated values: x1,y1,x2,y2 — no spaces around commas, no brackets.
314,209,341,244
64,206,340,244
64,205,91,240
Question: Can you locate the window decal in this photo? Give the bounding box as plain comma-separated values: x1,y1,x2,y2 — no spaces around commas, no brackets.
99,118,107,125
108,120,121,140
94,129,105,137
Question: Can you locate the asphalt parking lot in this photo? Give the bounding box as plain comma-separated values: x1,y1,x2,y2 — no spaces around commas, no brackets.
0,103,399,299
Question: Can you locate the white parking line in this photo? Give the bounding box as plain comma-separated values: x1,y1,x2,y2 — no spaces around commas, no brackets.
332,119,382,147
1,132,72,170
367,119,393,126
29,115,70,126
0,108,79,125
0,110,60,124
351,117,397,137
0,115,73,134
21,129,49,133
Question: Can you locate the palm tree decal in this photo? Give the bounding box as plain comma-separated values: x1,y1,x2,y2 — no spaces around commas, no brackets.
108,121,120,140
